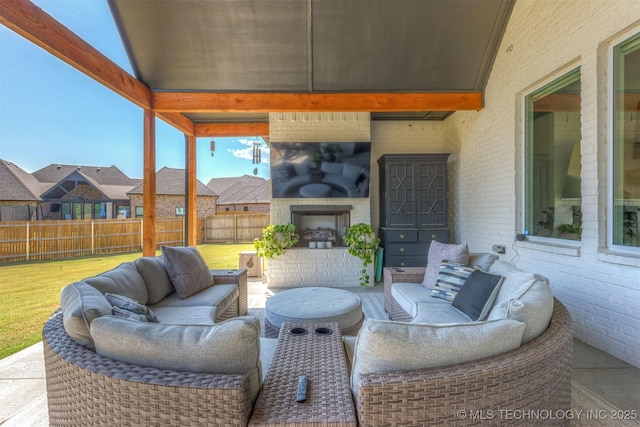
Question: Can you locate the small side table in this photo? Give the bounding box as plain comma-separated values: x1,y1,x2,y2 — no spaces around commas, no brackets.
249,321,357,427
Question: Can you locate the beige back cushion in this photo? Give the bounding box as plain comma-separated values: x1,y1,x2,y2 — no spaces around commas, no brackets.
91,315,263,402
83,262,148,304
350,318,525,396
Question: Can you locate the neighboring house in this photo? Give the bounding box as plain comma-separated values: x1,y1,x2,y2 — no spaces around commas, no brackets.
207,175,271,213
128,167,218,218
32,163,140,220
0,160,47,220
0,160,138,220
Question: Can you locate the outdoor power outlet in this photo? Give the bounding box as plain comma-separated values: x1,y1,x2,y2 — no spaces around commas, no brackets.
492,244,506,254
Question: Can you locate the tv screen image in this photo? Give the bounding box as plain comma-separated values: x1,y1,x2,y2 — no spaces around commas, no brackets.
270,142,371,198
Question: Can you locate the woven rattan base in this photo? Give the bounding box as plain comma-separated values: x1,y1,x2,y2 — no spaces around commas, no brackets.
249,321,357,427
43,310,253,426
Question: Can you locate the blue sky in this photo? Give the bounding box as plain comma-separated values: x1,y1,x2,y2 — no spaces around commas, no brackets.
0,0,269,183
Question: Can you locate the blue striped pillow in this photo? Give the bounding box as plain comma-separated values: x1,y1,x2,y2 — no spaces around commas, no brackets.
431,260,477,302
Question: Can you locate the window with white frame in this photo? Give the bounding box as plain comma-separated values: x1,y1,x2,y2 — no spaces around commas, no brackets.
611,32,640,249
525,69,582,240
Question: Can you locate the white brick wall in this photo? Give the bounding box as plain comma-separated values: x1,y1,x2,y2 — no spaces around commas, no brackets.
267,247,373,288
443,0,640,367
268,112,374,287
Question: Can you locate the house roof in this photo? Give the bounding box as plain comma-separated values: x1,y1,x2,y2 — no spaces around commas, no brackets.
208,175,271,205
0,160,45,201
128,166,216,196
32,164,137,186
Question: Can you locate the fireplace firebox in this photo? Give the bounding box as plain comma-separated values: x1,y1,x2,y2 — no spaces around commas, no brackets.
290,205,351,247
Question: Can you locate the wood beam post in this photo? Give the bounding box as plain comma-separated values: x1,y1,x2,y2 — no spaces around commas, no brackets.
143,109,157,256
185,134,198,246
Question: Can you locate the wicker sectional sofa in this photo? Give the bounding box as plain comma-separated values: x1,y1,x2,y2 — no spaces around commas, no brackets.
343,256,574,426
44,246,277,426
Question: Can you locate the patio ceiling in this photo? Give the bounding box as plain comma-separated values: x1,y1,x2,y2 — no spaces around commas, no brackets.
108,0,515,125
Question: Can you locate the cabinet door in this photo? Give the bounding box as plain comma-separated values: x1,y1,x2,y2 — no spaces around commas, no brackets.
385,161,416,227
416,158,448,228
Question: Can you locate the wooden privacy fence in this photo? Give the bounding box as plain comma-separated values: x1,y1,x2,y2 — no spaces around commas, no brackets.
0,214,269,263
204,214,270,243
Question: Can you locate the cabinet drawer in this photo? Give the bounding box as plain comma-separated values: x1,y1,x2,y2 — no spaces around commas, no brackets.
384,229,418,242
385,255,428,268
418,230,450,243
385,242,427,256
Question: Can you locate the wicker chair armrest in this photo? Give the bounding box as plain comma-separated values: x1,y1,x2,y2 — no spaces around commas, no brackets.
211,269,248,316
354,299,573,426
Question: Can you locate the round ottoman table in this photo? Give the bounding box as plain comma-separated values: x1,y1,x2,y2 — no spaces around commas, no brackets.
264,287,364,338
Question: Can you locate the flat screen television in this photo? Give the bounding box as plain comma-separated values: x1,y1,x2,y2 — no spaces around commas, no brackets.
270,142,371,198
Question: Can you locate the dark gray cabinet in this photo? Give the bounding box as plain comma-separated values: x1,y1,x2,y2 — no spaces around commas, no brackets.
378,154,450,267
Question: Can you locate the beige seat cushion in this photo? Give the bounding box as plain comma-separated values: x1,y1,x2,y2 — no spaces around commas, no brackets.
391,282,449,318
150,284,238,320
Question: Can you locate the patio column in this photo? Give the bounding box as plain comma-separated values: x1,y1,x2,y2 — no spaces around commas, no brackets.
185,134,197,246
142,109,157,256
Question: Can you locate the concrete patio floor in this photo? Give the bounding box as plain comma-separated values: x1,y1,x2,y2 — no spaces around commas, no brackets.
1,281,638,426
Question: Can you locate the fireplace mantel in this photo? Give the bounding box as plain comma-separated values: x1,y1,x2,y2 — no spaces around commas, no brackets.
290,205,353,214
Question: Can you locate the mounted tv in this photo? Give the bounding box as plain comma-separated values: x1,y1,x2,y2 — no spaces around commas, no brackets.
270,142,371,198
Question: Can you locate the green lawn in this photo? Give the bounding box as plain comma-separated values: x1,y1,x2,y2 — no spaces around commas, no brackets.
0,243,255,359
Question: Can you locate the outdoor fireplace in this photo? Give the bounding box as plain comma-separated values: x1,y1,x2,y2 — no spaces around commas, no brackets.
290,205,351,247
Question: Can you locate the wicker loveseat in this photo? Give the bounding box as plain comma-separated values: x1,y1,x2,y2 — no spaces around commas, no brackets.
345,257,574,426
350,298,573,426
43,310,262,426
43,246,277,426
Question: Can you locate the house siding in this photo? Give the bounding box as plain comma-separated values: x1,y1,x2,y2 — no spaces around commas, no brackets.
130,194,217,218
443,0,640,367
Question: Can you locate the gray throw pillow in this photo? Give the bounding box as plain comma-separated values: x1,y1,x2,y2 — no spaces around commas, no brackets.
134,256,174,304
105,293,158,322
451,270,504,321
422,241,469,290
161,246,213,299
112,306,149,322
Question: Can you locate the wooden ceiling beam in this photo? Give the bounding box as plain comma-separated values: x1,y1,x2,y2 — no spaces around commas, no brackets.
0,0,151,110
152,92,483,113
156,112,195,136
195,122,269,137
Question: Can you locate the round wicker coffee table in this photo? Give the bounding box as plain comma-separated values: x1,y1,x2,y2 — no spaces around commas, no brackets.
264,287,364,338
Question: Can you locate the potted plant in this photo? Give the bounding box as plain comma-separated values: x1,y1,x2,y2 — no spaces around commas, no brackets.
343,223,380,287
254,223,300,259
558,223,582,240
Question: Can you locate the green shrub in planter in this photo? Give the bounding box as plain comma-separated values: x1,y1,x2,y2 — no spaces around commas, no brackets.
254,223,299,259
344,223,380,286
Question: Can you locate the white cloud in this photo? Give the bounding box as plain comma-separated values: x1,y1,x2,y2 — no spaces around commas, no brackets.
228,141,270,163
